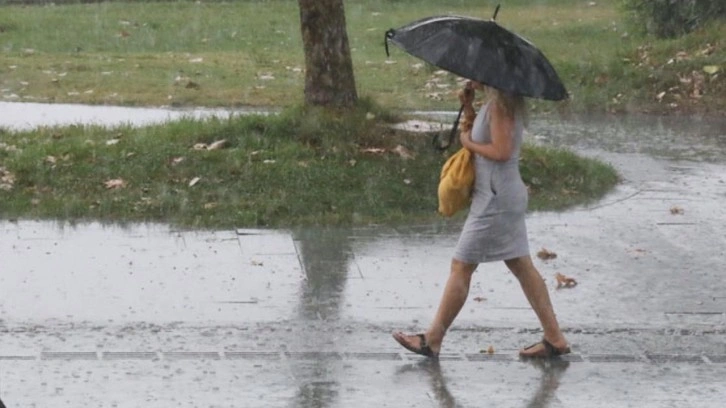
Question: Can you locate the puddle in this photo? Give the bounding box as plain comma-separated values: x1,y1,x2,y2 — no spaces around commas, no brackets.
530,113,726,162
0,101,271,131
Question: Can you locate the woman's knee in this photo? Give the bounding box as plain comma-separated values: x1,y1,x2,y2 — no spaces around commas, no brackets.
505,256,533,278
451,258,477,276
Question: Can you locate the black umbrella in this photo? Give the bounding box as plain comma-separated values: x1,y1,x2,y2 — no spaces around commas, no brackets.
385,5,567,149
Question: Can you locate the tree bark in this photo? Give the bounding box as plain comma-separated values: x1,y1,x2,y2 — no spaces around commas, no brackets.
298,0,358,108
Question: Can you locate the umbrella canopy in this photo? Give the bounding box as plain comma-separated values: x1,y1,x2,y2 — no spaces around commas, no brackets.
385,14,568,101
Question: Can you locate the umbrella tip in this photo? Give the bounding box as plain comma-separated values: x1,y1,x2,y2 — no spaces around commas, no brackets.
492,4,500,21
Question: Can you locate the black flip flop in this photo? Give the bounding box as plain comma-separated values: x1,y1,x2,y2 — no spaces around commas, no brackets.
393,332,439,358
520,338,571,358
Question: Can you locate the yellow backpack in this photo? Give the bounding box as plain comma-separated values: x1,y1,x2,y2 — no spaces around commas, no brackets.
437,147,475,217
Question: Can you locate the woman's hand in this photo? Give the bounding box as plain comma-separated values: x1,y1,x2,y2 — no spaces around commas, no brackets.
459,128,473,149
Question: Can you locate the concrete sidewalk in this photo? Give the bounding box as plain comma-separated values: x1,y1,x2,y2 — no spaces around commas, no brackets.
2,150,726,406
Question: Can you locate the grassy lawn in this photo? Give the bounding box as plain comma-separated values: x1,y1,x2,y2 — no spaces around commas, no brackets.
0,1,642,227
1,0,722,114
0,103,619,228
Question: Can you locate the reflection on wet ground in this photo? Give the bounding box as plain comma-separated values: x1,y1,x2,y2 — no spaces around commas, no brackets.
395,358,571,408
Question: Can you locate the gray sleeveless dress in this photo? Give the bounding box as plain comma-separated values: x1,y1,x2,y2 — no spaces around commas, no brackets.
453,102,530,264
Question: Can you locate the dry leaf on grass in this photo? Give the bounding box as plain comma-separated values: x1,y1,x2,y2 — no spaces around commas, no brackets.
104,178,127,189
392,145,415,160
192,140,226,151
536,248,557,260
0,167,16,191
207,139,227,150
360,147,386,155
670,206,684,215
188,177,201,187
555,272,578,289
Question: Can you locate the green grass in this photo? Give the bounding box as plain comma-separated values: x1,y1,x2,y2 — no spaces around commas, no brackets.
0,103,619,228
1,0,721,113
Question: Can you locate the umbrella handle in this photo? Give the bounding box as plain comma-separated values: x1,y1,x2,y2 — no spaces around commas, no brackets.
433,105,464,151
384,29,394,57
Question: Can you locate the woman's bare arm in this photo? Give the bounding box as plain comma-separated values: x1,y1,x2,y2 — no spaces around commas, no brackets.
460,102,515,162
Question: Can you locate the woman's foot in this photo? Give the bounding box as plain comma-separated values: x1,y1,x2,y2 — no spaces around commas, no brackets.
519,337,570,358
392,332,441,358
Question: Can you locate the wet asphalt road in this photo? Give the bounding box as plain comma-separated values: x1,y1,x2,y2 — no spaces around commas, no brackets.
1,103,726,407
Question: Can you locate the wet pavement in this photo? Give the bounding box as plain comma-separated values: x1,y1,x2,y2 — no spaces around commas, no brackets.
1,103,726,406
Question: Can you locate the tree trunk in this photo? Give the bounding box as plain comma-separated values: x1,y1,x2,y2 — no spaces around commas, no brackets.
298,0,358,108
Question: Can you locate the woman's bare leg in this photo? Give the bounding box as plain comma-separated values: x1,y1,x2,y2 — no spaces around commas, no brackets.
393,259,477,355
505,256,568,354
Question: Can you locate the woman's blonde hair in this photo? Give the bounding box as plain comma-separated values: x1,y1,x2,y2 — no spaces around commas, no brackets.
487,86,528,126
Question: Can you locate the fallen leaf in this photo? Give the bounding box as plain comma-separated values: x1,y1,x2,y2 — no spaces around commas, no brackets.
106,138,120,146
392,144,415,160
670,206,684,215
189,57,204,63
185,81,200,90
188,176,201,187
700,44,715,56
360,147,386,154
193,143,208,150
263,159,276,164
703,65,720,75
203,202,218,209
487,345,495,354
171,157,185,165
537,248,557,260
472,296,486,302
0,167,15,191
207,139,227,150
555,272,578,289
104,178,126,189
44,155,57,165
0,142,20,153
403,178,412,185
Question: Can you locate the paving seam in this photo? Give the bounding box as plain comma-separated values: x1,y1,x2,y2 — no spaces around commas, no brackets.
1,352,721,364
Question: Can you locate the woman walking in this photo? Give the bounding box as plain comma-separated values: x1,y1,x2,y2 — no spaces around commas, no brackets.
393,81,570,358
